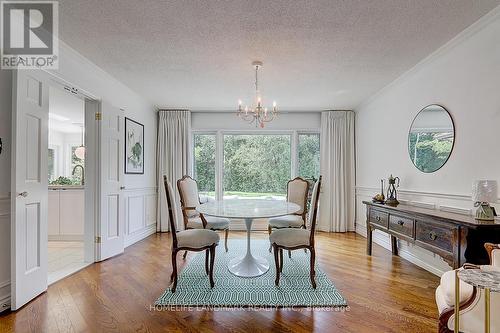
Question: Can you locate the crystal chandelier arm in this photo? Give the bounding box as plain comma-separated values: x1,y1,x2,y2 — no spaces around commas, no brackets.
237,60,277,128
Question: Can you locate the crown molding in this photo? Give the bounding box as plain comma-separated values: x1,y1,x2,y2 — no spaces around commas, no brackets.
355,4,500,112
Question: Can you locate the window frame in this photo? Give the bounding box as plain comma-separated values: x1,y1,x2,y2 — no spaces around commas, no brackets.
48,144,60,181
192,129,319,201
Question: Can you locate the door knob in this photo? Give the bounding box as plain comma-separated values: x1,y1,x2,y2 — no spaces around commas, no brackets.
17,191,28,197
120,186,126,190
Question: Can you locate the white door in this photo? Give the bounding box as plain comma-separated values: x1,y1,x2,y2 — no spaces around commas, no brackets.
96,102,125,260
11,69,49,310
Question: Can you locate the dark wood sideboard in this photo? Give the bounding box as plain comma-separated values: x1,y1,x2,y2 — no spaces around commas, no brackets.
363,201,500,268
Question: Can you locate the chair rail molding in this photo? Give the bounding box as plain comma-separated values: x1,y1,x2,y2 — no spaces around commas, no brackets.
356,186,476,202
355,186,498,215
0,196,9,218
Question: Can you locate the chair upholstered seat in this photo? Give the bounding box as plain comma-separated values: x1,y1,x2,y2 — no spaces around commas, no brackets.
269,228,310,248
176,229,220,248
187,216,230,230
268,214,304,228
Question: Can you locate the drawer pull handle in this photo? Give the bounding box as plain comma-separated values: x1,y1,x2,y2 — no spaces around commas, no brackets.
375,216,381,221
397,220,405,226
429,232,437,241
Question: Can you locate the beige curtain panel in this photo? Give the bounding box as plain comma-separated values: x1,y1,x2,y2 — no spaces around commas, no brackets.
156,110,191,232
319,111,356,232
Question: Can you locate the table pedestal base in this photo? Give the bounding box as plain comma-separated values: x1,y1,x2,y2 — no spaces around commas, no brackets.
228,254,269,277
228,217,270,278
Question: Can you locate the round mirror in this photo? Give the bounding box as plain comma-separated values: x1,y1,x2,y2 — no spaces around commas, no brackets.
408,104,455,173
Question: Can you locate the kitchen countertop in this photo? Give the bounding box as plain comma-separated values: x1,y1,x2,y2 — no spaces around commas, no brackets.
48,185,85,190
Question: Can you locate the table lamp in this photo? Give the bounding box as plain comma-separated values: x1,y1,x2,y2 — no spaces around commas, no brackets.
472,180,498,221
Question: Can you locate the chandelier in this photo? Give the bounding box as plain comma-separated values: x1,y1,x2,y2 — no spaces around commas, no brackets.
237,61,278,128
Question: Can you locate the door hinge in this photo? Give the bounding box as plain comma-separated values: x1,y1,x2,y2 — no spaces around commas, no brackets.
95,236,101,243
95,112,102,121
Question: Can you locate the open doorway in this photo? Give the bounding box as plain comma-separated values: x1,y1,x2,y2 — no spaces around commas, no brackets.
47,85,91,284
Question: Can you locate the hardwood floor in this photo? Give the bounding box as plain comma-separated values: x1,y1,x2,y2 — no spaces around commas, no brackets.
0,232,440,332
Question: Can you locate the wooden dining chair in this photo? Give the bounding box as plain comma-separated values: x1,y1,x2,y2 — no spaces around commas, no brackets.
177,175,230,258
268,177,310,257
270,176,322,289
164,176,219,293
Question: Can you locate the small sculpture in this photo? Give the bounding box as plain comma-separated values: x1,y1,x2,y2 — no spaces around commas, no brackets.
385,175,400,207
372,179,385,203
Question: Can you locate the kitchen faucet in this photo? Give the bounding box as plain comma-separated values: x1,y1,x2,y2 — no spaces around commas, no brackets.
72,165,85,185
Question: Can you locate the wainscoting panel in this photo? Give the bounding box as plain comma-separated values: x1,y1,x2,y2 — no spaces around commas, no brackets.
354,186,499,276
124,188,157,248
127,196,145,234
0,196,11,312
145,194,156,226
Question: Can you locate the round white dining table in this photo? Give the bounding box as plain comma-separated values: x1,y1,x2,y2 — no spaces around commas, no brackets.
196,199,300,278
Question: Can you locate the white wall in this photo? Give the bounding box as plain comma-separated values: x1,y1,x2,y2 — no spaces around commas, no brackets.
0,41,157,310
355,8,500,276
192,111,321,130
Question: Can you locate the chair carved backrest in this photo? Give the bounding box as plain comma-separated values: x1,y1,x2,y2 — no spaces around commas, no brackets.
163,176,178,247
177,175,202,228
485,243,500,267
307,176,322,246
287,177,310,221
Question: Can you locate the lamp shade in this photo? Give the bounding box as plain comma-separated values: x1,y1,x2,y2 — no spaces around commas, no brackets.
74,146,85,160
472,180,498,203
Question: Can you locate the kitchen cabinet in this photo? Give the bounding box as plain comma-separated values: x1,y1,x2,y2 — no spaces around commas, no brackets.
48,187,84,240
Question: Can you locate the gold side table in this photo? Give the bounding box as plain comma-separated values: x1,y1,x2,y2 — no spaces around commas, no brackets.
454,269,500,333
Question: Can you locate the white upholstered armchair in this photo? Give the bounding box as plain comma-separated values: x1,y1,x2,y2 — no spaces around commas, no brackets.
436,243,500,333
177,176,230,255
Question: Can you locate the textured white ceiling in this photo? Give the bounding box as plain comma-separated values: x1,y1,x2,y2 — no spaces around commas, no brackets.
58,0,500,111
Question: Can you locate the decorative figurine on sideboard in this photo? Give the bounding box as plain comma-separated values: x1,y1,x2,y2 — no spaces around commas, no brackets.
385,174,400,207
372,179,385,204
472,180,498,221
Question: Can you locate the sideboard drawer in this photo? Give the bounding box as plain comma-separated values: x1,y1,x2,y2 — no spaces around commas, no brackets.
415,220,456,253
389,215,414,238
369,209,389,228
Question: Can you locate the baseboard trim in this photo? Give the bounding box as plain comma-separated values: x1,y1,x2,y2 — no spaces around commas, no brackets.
355,224,447,276
125,224,156,247
0,293,10,313
0,280,10,313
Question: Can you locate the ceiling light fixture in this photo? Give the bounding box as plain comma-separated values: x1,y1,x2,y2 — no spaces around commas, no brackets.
237,61,278,128
74,123,85,160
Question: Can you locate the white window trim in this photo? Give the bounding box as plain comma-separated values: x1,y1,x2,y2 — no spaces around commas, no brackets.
48,144,60,180
192,129,320,200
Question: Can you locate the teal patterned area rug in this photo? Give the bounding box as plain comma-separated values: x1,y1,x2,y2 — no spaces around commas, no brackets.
155,239,347,308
